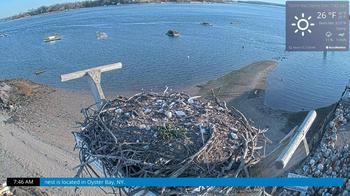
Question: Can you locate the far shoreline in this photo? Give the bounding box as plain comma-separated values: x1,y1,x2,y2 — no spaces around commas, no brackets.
3,1,284,21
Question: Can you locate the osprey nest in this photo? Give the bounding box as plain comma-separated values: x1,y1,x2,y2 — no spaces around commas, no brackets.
75,90,269,195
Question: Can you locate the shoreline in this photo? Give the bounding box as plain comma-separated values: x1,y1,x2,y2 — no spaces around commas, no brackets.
0,59,335,194
194,60,292,152
187,60,336,177
3,1,284,21
0,80,98,195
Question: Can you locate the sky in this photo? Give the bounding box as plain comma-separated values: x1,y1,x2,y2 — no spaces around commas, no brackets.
0,0,287,18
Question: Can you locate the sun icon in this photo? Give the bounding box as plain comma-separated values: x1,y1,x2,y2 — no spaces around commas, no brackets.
291,13,315,37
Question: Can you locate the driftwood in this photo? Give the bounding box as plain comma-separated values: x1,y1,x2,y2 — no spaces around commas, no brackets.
75,90,268,195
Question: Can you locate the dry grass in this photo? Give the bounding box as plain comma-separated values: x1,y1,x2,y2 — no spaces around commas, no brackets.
7,79,41,97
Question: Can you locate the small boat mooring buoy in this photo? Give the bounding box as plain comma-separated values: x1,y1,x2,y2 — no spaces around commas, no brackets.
44,34,61,43
200,22,213,26
166,30,180,37
96,31,108,40
35,70,46,75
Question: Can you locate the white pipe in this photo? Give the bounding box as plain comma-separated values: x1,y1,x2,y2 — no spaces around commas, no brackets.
275,110,317,169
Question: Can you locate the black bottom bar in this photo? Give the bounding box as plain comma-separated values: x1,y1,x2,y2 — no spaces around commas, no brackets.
7,178,40,186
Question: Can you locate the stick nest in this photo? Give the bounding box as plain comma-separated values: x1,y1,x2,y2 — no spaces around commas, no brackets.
75,91,269,195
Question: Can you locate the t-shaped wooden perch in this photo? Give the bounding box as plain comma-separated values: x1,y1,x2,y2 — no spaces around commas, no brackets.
61,63,122,108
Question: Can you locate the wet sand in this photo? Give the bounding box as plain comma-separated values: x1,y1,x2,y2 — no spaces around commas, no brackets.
0,60,332,194
190,60,335,177
192,60,290,152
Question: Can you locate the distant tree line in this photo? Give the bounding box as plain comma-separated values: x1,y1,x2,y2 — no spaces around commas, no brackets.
5,0,348,21
7,0,234,20
8,0,129,19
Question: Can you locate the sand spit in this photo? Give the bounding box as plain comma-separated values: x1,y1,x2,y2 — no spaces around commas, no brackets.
0,59,346,195
0,80,99,195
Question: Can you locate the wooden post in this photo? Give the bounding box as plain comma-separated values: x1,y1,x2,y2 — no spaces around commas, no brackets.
341,80,350,102
61,63,122,108
87,70,105,103
275,110,317,169
323,51,327,59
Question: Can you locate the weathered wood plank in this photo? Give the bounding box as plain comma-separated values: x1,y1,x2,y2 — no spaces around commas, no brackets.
60,62,122,108
275,110,317,169
61,63,122,82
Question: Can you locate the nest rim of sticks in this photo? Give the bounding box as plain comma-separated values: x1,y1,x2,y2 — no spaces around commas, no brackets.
74,90,269,194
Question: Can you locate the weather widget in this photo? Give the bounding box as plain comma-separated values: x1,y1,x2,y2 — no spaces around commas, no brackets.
286,1,349,51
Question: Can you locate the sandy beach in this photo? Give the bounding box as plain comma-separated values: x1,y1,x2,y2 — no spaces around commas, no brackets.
0,81,98,195
0,60,334,194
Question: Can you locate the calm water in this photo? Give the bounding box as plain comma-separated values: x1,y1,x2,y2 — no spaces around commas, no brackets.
0,3,349,111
